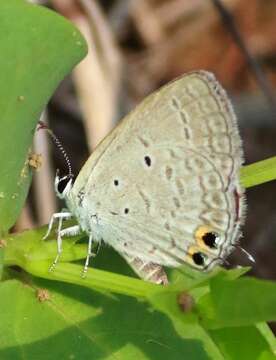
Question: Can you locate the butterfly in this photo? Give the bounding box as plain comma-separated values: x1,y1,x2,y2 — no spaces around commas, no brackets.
44,71,245,284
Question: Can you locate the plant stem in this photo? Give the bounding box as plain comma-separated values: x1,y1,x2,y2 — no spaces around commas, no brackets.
241,156,276,188
24,260,159,299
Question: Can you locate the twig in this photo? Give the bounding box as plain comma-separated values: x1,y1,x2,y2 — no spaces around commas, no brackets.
14,204,35,232
130,0,166,46
33,111,57,225
52,0,122,150
211,0,276,112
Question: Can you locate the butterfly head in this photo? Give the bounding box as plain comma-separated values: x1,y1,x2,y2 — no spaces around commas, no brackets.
54,170,74,200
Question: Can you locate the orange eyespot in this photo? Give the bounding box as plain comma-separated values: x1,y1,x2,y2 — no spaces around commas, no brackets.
195,226,219,249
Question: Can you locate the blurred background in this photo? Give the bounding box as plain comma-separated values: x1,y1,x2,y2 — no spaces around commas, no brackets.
20,1,276,284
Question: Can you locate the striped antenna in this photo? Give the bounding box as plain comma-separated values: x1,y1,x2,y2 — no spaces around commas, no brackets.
37,121,73,179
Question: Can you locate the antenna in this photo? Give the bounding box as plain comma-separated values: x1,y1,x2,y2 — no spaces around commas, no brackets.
237,245,256,264
37,121,73,179
231,243,255,264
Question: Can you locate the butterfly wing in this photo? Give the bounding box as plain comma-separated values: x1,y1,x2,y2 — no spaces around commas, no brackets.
70,71,245,270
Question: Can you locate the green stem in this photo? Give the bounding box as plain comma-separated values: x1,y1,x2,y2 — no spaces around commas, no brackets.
23,260,159,299
241,156,276,188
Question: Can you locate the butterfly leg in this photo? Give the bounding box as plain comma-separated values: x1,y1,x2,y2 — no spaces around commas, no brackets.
45,210,76,267
49,224,82,272
122,253,168,285
43,210,72,240
82,233,95,278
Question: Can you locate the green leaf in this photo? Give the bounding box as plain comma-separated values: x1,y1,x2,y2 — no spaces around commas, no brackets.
199,276,276,328
209,326,276,360
258,350,276,360
0,0,87,233
3,226,276,359
0,279,209,360
148,289,224,359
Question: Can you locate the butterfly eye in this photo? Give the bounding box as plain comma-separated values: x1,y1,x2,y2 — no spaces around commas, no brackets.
192,252,206,266
54,173,73,199
202,232,219,248
57,178,67,194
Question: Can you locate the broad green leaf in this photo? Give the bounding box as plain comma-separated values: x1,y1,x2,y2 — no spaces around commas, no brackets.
3,226,276,359
0,279,209,360
258,351,276,360
0,0,87,233
199,276,276,328
209,326,276,359
148,289,223,359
